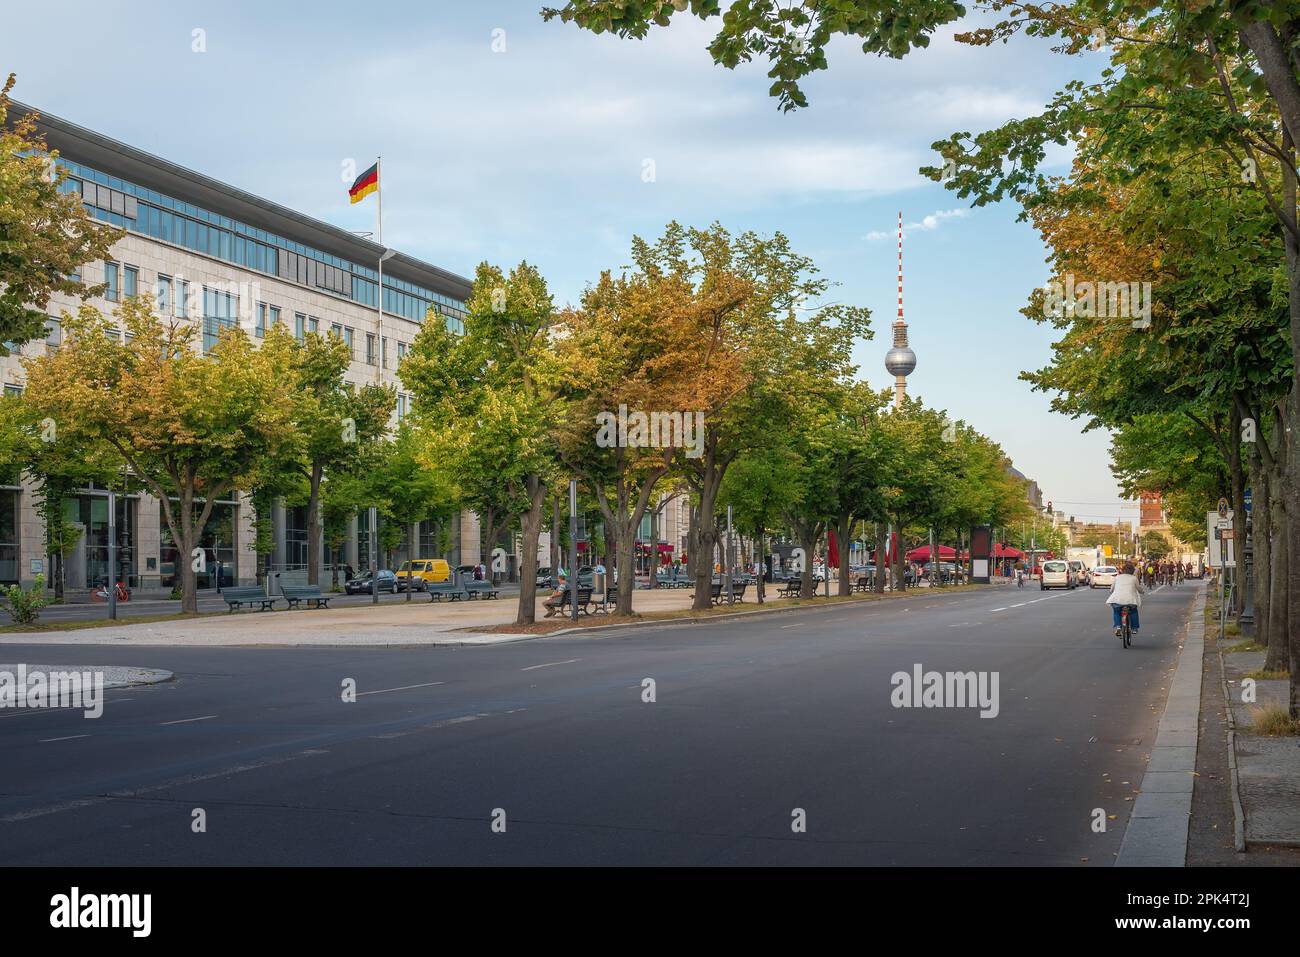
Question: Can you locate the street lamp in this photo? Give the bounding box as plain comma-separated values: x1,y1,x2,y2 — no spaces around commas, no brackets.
376,248,397,386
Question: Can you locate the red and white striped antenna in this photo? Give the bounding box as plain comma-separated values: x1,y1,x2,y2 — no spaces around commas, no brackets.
896,210,904,325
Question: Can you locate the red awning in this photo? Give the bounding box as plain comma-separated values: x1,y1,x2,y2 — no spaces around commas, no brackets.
906,545,957,561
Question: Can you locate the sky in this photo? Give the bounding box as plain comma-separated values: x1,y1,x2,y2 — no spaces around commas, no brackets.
0,0,1138,527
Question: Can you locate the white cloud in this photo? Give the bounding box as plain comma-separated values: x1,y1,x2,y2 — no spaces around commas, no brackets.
864,208,968,241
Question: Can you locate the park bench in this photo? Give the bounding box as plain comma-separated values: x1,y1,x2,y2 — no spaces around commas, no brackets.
427,581,469,602
222,586,277,613
555,586,593,616
281,584,333,609
854,575,873,593
778,579,803,598
710,580,748,605
593,585,619,613
465,581,500,600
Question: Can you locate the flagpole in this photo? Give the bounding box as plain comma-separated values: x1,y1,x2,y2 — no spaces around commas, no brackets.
375,156,383,386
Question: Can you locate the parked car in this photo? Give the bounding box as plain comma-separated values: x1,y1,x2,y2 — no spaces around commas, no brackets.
345,569,398,594
1040,559,1075,590
395,559,450,591
1090,565,1119,589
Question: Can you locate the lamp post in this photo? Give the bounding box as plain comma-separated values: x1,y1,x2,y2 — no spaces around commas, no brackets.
107,488,117,620
569,480,579,623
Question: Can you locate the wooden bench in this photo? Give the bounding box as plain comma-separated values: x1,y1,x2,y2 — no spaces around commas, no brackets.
854,575,873,593
281,584,332,609
554,586,593,616
427,581,468,602
593,585,619,613
465,581,499,600
710,580,748,605
778,579,803,598
222,586,277,613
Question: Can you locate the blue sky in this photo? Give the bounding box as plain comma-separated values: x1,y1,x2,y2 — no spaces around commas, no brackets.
2,0,1137,525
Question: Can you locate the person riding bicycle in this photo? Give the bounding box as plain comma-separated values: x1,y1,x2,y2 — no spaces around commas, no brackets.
1015,565,1025,587
1105,561,1144,637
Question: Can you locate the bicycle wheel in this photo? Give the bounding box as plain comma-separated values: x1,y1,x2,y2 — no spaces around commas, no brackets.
1122,619,1131,648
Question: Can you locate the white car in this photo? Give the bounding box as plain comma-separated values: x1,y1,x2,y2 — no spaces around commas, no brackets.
1068,560,1087,585
1040,560,1075,590
1090,565,1119,588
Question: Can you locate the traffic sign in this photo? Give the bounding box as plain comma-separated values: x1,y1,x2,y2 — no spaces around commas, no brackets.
1217,497,1230,519
1244,488,1252,514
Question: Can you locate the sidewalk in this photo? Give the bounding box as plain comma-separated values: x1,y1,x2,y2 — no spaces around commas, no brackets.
0,581,962,647
1116,581,1204,867
1219,631,1300,848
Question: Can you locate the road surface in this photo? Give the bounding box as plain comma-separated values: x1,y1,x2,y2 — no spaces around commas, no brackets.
0,580,1197,865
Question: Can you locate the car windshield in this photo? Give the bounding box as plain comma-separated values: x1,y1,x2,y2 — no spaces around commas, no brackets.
1044,562,1066,572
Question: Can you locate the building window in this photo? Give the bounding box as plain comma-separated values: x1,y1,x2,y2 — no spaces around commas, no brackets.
155,274,172,314
0,489,17,585
203,286,238,353
177,280,189,318
366,333,377,365
309,316,319,334
285,505,309,569
396,393,409,420
123,265,138,299
269,305,280,330
104,262,119,301
159,499,236,588
397,341,408,361
3,384,23,398
343,327,354,357
44,318,61,354
256,302,268,338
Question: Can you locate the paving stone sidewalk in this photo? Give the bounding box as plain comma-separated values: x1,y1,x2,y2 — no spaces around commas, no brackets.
1220,644,1300,847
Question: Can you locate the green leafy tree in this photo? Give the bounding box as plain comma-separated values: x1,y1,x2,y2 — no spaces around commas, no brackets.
403,262,568,624
0,75,121,353
22,299,297,613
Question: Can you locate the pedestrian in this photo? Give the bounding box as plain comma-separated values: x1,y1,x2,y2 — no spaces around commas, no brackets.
543,574,568,618
344,563,355,582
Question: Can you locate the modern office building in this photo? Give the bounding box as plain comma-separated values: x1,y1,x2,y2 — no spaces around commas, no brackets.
2,102,480,594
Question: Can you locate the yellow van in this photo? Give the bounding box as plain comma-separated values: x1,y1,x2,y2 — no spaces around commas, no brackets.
396,559,451,591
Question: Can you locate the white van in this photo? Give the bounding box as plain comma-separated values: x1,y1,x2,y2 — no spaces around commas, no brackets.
1041,560,1074,591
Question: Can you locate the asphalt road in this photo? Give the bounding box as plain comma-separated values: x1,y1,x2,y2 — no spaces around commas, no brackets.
0,580,1197,865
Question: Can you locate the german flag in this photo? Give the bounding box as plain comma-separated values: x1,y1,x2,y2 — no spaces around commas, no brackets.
348,162,378,205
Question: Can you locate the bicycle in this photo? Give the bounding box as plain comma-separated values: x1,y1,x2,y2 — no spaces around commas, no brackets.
1118,605,1134,649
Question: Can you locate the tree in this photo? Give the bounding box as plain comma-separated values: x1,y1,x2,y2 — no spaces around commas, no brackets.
0,75,121,353
1140,530,1171,560
403,262,567,625
285,330,394,586
0,396,119,599
22,299,297,613
540,0,966,112
553,258,724,614
621,223,869,611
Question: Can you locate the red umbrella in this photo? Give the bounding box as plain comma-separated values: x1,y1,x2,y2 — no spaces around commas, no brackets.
906,544,957,562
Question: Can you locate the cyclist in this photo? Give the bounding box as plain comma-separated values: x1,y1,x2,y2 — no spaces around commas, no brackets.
1105,561,1144,638
1015,565,1025,588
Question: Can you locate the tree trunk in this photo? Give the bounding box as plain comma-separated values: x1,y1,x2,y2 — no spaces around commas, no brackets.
692,488,721,612
837,514,852,596
307,463,323,586
1250,441,1272,651
516,476,547,626
873,522,886,593
798,524,820,598
1228,404,1247,619
615,525,637,616
755,526,766,604
1267,468,1289,673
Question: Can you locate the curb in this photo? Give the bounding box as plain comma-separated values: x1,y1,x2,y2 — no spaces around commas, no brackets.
1216,641,1248,853
1115,582,1204,868
528,585,989,639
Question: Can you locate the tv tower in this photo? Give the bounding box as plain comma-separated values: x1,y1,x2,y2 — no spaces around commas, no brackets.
884,210,916,409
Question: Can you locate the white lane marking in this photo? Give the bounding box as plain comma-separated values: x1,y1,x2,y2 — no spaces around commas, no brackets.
357,681,445,697
160,714,217,726
39,734,90,743
989,607,1008,612
521,659,580,671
